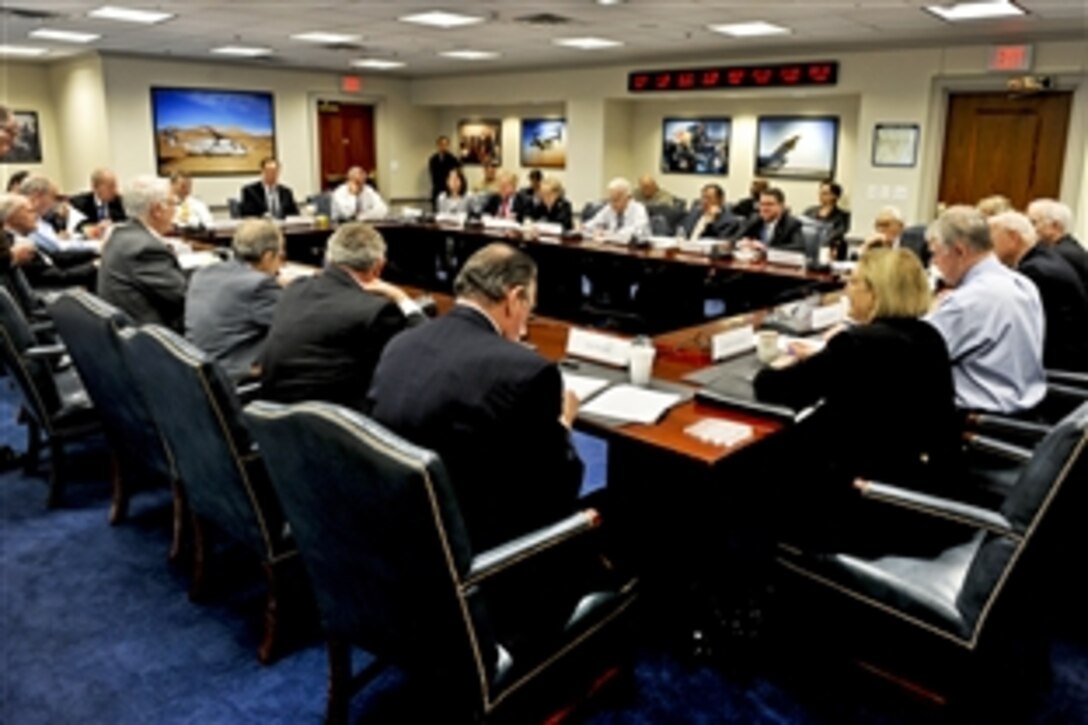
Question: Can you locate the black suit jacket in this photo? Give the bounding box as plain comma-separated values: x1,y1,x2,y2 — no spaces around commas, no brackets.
428,151,461,200
731,196,758,220
97,220,186,330
1018,244,1088,372
754,318,962,489
679,207,740,239
239,181,300,219
898,224,932,268
367,305,583,551
529,198,574,231
259,265,423,410
1054,234,1088,293
803,205,851,237
67,192,127,232
731,212,805,252
483,192,533,222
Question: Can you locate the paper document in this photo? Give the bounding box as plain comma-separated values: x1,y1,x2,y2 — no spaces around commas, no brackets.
562,372,611,402
685,418,754,448
581,384,681,425
177,250,220,271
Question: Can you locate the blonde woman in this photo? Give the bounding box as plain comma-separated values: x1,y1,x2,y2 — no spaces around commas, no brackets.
529,177,574,231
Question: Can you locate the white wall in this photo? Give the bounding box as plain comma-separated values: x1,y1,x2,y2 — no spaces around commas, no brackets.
0,60,66,187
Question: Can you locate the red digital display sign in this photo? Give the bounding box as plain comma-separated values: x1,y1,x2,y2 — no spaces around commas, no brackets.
628,61,839,93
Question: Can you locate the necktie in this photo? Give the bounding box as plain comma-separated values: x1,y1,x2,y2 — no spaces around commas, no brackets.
267,186,279,218
691,215,710,241
98,203,107,221
615,212,625,231
501,197,510,218
354,193,361,218
762,223,773,245
179,200,190,225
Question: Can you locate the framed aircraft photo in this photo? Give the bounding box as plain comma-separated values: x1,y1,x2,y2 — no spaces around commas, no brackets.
151,87,276,177
661,117,731,175
755,116,838,180
520,118,567,169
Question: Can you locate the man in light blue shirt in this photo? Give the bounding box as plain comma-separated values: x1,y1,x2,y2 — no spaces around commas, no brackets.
583,177,651,240
19,176,100,256
925,205,1046,414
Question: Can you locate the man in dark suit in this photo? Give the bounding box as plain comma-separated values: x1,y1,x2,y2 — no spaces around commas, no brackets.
731,178,769,220
260,223,423,410
185,220,284,381
67,168,127,239
428,135,461,207
864,206,931,267
1029,198,1088,292
991,211,1088,372
239,158,299,219
679,183,739,240
97,176,187,330
0,193,48,317
730,187,805,252
482,171,533,222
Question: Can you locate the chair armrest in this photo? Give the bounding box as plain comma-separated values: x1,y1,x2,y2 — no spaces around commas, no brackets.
462,509,601,589
963,433,1033,464
235,381,262,405
965,413,1050,442
1048,370,1088,389
860,481,1016,537
29,320,56,335
1047,383,1088,402
24,344,67,360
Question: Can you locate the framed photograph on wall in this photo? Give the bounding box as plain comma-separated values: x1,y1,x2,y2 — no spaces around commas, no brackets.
520,118,567,169
661,117,730,175
872,123,920,168
0,111,42,163
457,119,502,166
151,87,276,177
755,115,839,180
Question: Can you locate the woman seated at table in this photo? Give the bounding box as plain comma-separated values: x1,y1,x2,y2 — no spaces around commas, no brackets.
803,180,851,236
755,247,962,512
529,178,574,232
436,168,471,214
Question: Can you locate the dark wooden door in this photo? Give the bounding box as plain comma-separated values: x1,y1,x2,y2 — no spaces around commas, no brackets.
317,101,376,191
939,91,1072,210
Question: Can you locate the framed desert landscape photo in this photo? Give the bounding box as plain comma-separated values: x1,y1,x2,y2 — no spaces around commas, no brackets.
755,116,839,180
0,111,43,164
661,117,730,175
520,118,567,169
151,87,276,177
457,119,502,166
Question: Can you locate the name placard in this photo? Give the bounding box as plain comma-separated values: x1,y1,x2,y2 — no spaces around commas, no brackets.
711,324,756,361
811,303,845,330
766,249,807,268
566,328,632,368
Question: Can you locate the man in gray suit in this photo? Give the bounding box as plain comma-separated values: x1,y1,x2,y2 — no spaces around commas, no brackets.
97,175,186,330
185,219,284,381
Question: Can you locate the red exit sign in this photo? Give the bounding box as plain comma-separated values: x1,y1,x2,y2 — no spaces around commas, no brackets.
988,45,1033,72
628,61,838,93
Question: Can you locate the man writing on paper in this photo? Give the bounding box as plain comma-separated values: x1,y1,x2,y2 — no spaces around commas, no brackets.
584,177,651,241
331,166,389,222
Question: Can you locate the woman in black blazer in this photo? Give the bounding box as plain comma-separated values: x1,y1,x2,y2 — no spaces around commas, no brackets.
529,178,574,231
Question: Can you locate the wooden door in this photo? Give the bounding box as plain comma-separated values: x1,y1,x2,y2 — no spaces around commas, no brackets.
317,101,376,191
939,91,1071,210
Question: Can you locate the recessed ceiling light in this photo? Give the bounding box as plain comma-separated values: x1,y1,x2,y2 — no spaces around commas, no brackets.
925,1,1025,21
0,45,49,57
553,37,624,50
708,21,791,37
440,49,500,60
29,29,102,43
596,0,625,5
351,58,406,70
88,5,174,24
211,46,273,57
400,11,485,29
291,31,361,44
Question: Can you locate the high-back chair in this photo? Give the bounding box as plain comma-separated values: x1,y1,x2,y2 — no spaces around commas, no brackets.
244,400,637,723
121,325,297,663
47,290,178,540
0,287,99,507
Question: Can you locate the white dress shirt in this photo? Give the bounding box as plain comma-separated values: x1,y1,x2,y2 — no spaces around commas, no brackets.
584,200,651,239
173,195,214,229
331,183,389,222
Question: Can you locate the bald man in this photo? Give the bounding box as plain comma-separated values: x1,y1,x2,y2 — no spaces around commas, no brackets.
632,175,675,207
68,168,127,238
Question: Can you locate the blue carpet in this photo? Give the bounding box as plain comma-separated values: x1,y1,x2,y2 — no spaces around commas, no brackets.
2,384,1087,724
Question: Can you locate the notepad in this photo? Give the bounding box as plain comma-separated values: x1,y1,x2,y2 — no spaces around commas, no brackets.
177,251,220,271
562,372,611,402
581,384,681,425
684,419,754,448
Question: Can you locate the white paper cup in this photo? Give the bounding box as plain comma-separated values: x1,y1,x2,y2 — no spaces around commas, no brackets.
629,345,656,386
757,330,780,364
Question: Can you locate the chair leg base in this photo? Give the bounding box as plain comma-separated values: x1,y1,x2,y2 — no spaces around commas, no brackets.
169,479,187,563
326,639,351,725
108,456,129,526
45,440,64,509
259,561,282,665
188,514,208,603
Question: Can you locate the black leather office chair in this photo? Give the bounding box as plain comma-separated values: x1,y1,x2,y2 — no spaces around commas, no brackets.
799,218,830,263
581,200,605,223
48,290,179,547
121,325,298,663
306,192,332,218
244,400,638,723
227,199,242,219
0,288,99,507
778,400,1088,657
649,214,673,237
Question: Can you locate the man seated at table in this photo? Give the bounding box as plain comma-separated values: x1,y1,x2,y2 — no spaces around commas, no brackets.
583,177,651,240
989,210,1088,372
239,158,299,220
171,172,214,230
1028,198,1088,292
731,178,769,219
16,176,100,289
331,166,389,222
0,194,44,309
862,206,930,266
185,219,285,381
632,174,675,207
730,187,805,252
679,183,739,240
528,178,574,231
482,171,532,222
472,161,500,195
98,175,187,330
68,168,127,239
259,223,423,410
925,206,1045,413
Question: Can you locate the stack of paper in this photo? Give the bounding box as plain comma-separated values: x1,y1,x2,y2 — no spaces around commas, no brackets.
684,418,754,448
562,372,611,402
580,384,681,425
177,250,220,271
